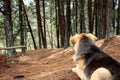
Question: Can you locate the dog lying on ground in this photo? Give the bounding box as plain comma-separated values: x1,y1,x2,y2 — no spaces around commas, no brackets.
70,33,120,80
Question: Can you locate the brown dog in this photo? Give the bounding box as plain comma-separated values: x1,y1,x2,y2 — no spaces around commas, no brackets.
70,33,120,80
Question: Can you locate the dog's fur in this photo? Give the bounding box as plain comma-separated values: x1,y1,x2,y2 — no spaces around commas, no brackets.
70,33,120,80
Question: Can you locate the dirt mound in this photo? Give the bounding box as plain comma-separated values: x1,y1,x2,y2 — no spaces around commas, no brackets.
0,48,80,80
98,36,120,60
101,35,120,49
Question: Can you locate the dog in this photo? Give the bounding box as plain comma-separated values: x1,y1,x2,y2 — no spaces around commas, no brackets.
70,33,120,80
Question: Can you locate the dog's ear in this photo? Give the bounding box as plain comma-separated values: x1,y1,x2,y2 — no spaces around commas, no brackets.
70,34,79,45
70,37,75,45
70,33,97,45
87,33,97,41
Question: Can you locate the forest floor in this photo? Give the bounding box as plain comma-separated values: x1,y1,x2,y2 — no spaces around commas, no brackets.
0,35,120,80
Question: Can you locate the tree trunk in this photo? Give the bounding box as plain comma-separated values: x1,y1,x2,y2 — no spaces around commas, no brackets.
95,0,113,39
75,0,78,34
71,0,77,35
113,0,116,33
55,0,60,48
18,0,25,54
35,0,46,48
4,0,15,56
79,0,85,33
64,0,71,48
88,0,93,33
49,1,54,48
42,0,47,48
94,0,97,37
95,0,103,39
117,0,120,35
58,0,66,47
102,0,107,38
35,0,42,48
105,0,113,38
22,0,37,49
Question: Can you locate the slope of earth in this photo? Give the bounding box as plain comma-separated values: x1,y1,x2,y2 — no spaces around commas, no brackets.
0,48,80,80
99,35,120,60
0,35,120,80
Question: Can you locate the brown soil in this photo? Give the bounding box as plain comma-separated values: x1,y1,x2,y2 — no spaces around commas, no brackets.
0,36,120,80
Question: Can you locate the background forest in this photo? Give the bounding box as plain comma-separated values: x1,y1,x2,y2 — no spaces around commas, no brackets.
0,0,120,56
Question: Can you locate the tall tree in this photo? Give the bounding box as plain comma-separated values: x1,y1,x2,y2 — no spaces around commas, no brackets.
58,0,66,47
88,0,93,33
35,0,46,48
55,0,60,48
94,0,103,39
113,0,116,33
64,0,71,48
94,0,113,39
105,0,113,38
71,0,78,34
42,0,47,48
49,0,54,48
22,0,37,49
79,0,85,33
18,0,25,53
101,0,107,38
35,0,42,48
117,0,120,35
75,0,78,33
4,0,15,56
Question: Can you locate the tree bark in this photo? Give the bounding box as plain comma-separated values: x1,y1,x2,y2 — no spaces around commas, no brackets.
22,0,37,49
79,0,85,33
58,0,66,47
113,0,116,33
35,0,46,48
55,0,60,48
88,0,93,33
35,0,42,48
75,0,78,33
117,0,120,35
64,0,71,48
49,1,54,48
95,0,113,39
18,0,25,54
42,0,47,48
105,0,113,38
4,0,15,56
95,0,103,39
102,0,107,38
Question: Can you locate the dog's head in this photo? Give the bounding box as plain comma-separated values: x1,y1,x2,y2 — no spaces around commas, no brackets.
70,33,97,52
70,33,97,45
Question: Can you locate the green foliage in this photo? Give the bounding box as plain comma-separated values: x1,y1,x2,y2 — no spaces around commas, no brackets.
0,0,119,49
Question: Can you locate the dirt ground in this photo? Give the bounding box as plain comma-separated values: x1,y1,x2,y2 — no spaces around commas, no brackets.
0,35,120,80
